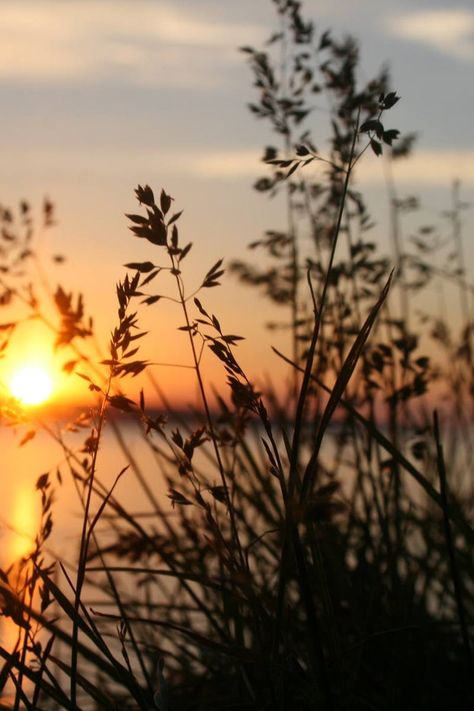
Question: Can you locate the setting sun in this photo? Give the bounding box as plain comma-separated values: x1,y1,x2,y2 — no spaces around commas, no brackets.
9,364,54,406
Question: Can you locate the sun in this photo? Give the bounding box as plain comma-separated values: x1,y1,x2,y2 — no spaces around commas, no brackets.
9,364,54,406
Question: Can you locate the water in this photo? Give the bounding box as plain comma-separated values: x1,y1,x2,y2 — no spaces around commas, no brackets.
1,418,169,556
1,411,461,706
0,417,170,654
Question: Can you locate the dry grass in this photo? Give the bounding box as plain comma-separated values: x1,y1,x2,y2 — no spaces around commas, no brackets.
0,1,473,709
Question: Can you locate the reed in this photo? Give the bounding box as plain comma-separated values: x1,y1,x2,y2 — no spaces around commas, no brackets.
0,1,473,709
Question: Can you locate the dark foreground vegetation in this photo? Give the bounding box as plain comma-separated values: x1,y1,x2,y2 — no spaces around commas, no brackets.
0,1,473,709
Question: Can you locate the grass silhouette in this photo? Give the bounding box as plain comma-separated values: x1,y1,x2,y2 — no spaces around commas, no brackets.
0,1,473,709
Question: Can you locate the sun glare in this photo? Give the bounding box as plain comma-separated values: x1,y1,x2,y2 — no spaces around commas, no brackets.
9,364,54,406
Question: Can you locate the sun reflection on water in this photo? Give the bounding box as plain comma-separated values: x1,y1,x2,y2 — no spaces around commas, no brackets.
0,486,38,661
9,485,38,562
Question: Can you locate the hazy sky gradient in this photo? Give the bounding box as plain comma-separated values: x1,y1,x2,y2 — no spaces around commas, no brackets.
0,0,472,405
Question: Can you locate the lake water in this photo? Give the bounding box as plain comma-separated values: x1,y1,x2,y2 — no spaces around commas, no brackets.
0,417,172,567
0,409,441,577
0,409,459,705
0,415,175,667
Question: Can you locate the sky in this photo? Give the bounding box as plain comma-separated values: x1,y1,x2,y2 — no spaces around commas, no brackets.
0,0,473,409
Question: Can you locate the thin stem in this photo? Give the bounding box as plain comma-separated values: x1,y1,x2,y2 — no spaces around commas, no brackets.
433,411,473,670
70,371,112,708
169,253,246,572
288,109,361,498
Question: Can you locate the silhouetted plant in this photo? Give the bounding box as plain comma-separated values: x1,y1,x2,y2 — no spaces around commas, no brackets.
0,1,473,710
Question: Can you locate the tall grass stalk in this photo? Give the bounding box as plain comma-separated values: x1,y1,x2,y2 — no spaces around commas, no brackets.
0,2,473,708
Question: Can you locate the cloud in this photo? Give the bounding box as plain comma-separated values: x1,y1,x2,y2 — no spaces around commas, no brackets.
183,150,262,179
174,147,474,187
356,149,474,187
183,147,474,188
0,1,263,86
5,141,474,188
386,9,474,60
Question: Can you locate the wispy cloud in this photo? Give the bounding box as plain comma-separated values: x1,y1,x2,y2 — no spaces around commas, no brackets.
5,143,474,188
175,147,474,188
357,150,474,187
386,9,474,60
0,1,263,86
183,150,263,179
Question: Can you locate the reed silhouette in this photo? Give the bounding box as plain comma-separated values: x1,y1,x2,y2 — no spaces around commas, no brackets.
0,1,473,709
